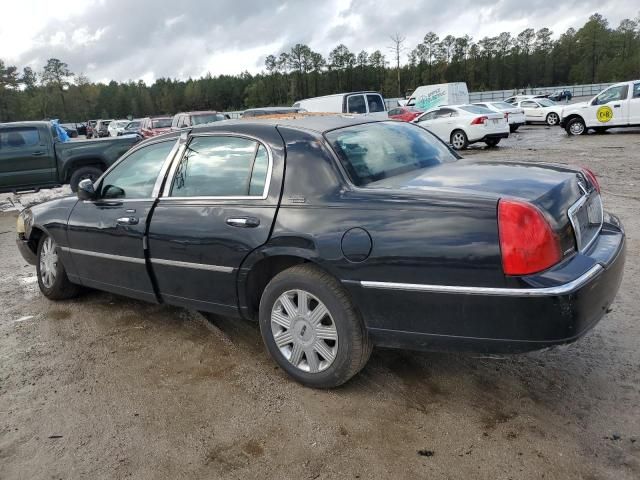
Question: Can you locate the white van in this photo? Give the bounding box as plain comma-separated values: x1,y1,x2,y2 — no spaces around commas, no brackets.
293,91,387,118
406,83,469,110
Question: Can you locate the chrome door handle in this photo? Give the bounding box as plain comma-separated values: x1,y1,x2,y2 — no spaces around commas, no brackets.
226,217,260,228
31,151,46,156
117,217,139,225
613,104,621,108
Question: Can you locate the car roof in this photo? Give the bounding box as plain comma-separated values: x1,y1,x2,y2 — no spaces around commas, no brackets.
176,111,221,115
0,121,52,128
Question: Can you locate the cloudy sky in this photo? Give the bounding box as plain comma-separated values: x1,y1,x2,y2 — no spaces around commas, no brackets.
1,0,634,84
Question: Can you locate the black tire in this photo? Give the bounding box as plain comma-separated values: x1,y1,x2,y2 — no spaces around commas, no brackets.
36,234,80,300
259,264,372,388
509,125,519,133
485,138,501,148
593,127,609,134
546,112,560,126
565,117,587,136
450,129,469,150
69,166,103,192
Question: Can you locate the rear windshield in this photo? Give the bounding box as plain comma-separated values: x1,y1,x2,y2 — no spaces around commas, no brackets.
192,113,226,125
326,121,456,187
491,102,515,110
152,118,172,128
459,105,492,114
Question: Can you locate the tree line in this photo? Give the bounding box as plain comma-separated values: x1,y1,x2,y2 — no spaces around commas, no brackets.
0,13,638,123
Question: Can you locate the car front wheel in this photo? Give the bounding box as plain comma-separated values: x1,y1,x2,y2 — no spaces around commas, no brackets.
259,264,372,388
485,138,501,148
546,112,560,126
36,234,80,300
566,117,586,136
450,130,469,150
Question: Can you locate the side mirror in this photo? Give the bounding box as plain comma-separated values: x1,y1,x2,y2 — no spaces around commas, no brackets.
77,179,96,200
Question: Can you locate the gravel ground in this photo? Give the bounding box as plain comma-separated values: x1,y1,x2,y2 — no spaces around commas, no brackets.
0,125,639,480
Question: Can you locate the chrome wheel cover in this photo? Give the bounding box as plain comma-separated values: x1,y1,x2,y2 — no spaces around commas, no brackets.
547,113,559,125
39,236,58,289
271,289,338,373
451,132,465,149
569,121,585,135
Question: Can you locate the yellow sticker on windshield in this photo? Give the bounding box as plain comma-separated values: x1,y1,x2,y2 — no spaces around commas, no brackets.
596,106,613,123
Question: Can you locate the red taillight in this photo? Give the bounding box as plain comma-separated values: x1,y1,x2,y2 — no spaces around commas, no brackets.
504,112,509,120
498,199,562,276
581,167,600,193
471,116,488,125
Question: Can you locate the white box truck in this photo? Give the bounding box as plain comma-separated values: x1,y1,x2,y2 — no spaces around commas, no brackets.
292,91,388,118
406,83,469,110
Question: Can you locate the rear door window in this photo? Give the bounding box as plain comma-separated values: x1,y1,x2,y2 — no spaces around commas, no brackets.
169,136,270,198
366,94,385,113
347,95,367,114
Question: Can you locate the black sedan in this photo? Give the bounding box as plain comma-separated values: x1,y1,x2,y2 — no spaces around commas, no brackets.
15,117,625,388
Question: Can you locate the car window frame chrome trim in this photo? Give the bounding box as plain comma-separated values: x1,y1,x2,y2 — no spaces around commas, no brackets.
567,189,604,254
358,263,604,297
160,132,274,201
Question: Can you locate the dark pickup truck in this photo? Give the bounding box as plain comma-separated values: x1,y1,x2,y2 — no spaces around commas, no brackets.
0,121,140,192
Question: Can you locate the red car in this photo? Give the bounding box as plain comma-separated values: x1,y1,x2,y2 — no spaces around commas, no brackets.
140,116,173,138
388,106,424,122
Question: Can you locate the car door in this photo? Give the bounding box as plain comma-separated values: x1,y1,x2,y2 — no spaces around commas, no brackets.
65,138,179,302
630,82,640,125
0,126,56,190
520,100,541,121
587,84,630,127
147,128,283,315
416,110,443,139
365,93,387,118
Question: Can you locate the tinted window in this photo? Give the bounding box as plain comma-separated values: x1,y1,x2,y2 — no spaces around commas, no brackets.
491,102,515,109
634,83,640,99
191,113,225,125
347,95,366,114
537,98,555,107
521,101,538,108
100,140,175,199
0,127,40,148
326,121,457,187
170,136,268,197
152,118,172,128
417,111,437,122
367,94,385,113
436,108,457,118
388,108,400,116
593,85,629,105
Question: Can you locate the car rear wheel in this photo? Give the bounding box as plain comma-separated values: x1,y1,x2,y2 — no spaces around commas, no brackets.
259,264,372,388
69,166,103,192
36,234,80,300
566,117,586,136
546,112,560,126
509,125,519,133
485,138,501,148
450,130,469,150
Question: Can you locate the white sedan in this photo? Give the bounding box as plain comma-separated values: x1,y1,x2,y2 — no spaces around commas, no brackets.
413,105,509,150
473,101,526,133
513,98,564,126
107,120,130,137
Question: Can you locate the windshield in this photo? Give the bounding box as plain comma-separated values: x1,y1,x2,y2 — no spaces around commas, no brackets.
537,98,555,107
191,113,226,125
152,118,172,128
125,121,140,129
326,121,457,187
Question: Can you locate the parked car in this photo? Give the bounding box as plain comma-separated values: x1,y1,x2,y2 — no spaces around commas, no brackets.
0,121,140,192
16,117,625,388
140,116,173,138
504,94,546,104
108,120,130,137
86,120,98,139
413,104,509,149
560,80,640,136
170,111,227,131
388,106,424,122
405,82,469,110
95,119,113,138
549,89,573,102
512,98,564,126
292,91,387,118
122,120,142,136
473,101,527,132
243,107,305,117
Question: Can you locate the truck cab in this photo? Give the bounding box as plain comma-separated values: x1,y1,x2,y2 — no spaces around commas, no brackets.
560,80,640,135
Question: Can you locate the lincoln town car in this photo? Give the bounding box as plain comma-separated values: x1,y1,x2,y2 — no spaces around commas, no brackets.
16,116,625,388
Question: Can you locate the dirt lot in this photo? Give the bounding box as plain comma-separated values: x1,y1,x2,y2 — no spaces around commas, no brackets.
1,125,639,480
